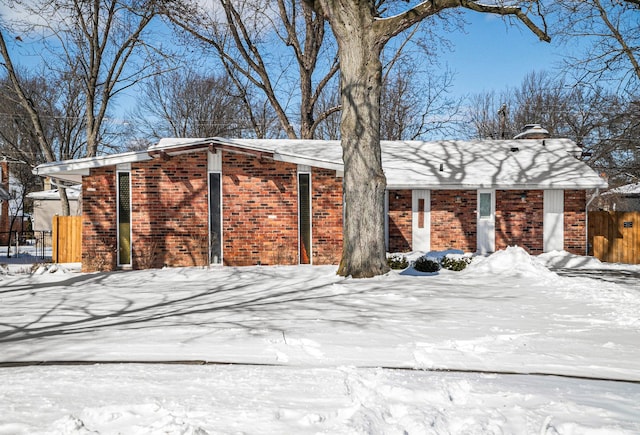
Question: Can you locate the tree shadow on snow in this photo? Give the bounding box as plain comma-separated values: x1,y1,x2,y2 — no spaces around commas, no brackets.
0,267,449,348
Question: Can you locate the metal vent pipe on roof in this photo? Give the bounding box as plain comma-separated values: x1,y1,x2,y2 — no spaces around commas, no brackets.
513,124,550,140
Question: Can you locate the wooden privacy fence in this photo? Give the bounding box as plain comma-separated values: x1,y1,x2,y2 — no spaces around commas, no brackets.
52,215,82,263
588,211,640,264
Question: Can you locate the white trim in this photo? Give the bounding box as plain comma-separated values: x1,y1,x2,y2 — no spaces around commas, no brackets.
276,152,343,172
384,191,389,249
412,190,431,251
543,190,564,252
35,150,150,174
477,189,496,254
208,150,222,172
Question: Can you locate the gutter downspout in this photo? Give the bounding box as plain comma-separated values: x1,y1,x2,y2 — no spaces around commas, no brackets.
585,188,600,256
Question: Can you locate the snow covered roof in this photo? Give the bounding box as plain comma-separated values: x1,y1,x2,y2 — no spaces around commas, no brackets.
27,185,82,200
611,182,640,195
33,137,607,190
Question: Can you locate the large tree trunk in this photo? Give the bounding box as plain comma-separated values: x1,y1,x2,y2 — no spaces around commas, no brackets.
328,2,389,278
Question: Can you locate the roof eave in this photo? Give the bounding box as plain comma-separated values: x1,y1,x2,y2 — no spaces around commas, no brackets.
33,150,151,179
273,151,343,172
386,181,608,190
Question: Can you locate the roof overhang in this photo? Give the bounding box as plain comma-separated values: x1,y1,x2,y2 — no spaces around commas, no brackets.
33,150,151,184
386,181,608,190
273,150,343,172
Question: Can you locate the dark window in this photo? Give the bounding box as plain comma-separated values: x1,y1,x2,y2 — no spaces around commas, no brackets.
209,173,222,264
118,172,131,265
299,173,311,264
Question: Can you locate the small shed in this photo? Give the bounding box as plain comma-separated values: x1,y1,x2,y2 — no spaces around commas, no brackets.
592,183,640,212
27,186,81,231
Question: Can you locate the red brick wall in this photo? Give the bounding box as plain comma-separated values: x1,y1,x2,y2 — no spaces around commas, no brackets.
131,152,209,269
221,152,299,266
311,169,343,265
495,190,544,254
79,146,589,271
564,189,587,254
81,151,348,271
431,190,476,252
82,167,117,271
388,190,412,252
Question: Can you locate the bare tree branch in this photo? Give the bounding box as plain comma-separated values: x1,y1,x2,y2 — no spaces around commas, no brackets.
374,0,550,45
0,30,54,162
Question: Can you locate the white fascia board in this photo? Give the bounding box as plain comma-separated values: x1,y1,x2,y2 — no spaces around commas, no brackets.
386,180,608,190
214,137,279,154
152,137,210,149
33,151,151,183
273,151,344,172
149,138,213,155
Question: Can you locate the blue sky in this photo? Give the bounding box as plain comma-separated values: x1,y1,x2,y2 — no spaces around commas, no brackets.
435,11,563,98
1,5,566,127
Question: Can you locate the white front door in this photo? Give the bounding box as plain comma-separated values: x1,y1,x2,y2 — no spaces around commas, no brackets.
477,189,495,254
412,190,430,251
544,190,564,252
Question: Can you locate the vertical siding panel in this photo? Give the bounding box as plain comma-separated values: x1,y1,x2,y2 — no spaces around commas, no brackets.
588,211,640,264
544,190,564,252
52,215,82,263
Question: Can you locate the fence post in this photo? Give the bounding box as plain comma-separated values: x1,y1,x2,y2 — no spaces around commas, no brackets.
52,215,58,263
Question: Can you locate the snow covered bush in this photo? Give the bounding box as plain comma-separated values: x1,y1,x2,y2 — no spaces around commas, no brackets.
413,256,440,273
387,254,409,270
440,255,472,271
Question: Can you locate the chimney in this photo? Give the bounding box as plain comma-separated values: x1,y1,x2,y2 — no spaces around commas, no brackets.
513,124,550,140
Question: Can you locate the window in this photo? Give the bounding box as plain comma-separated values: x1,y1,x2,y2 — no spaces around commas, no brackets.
117,171,131,266
209,172,222,264
417,198,425,228
298,172,311,264
479,192,492,219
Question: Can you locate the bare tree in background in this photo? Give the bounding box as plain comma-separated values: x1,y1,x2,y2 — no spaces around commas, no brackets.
381,62,461,140
550,0,640,185
0,66,88,214
589,97,640,184
133,67,251,140
1,0,163,158
165,0,340,139
467,71,602,140
313,85,341,140
1,0,164,216
552,0,640,94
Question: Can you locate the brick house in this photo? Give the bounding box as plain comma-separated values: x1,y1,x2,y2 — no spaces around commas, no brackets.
33,137,606,271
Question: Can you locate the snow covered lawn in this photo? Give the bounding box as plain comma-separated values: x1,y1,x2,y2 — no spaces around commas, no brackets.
1,247,639,434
